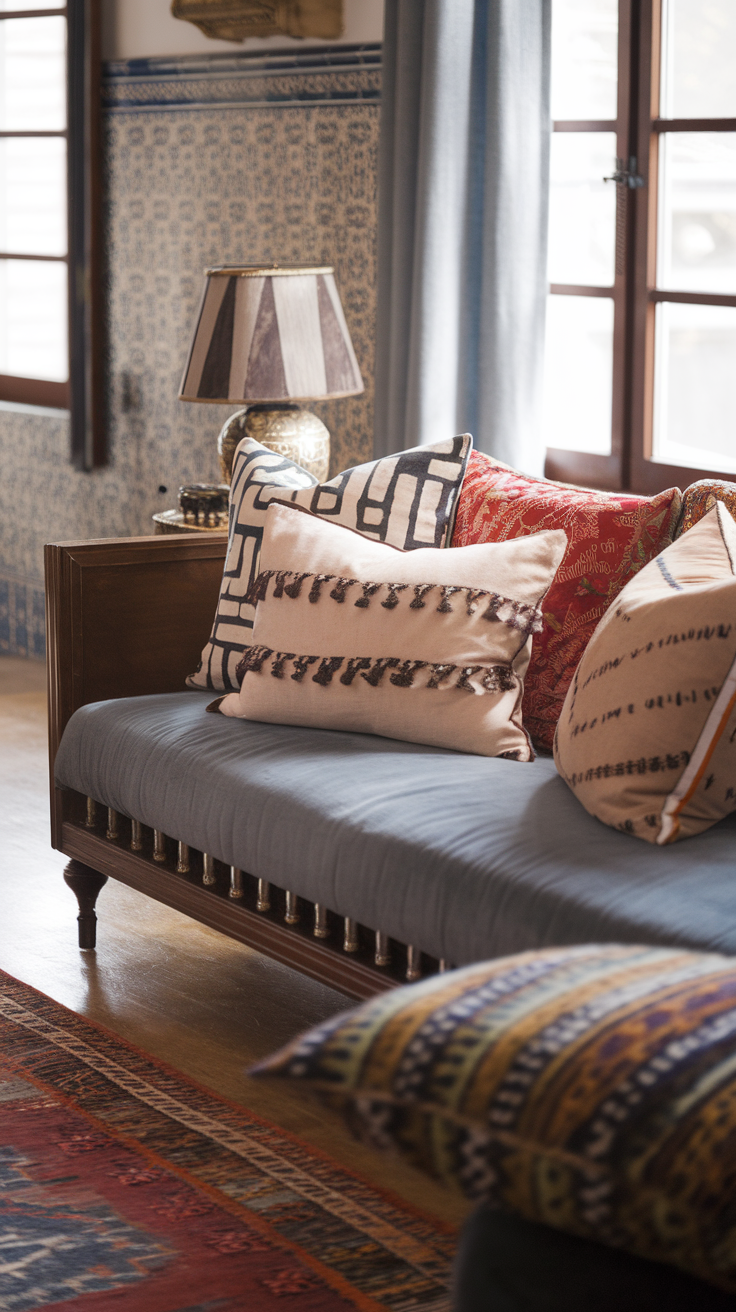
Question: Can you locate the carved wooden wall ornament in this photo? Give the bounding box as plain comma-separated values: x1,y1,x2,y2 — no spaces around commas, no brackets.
170,0,343,42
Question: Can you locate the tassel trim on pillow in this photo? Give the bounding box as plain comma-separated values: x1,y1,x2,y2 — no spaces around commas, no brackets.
234,644,518,696
245,570,543,634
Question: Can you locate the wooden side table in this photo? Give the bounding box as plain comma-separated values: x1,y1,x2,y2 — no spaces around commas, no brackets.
152,510,228,535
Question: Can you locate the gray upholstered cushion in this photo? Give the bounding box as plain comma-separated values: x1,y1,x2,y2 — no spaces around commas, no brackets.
55,692,736,964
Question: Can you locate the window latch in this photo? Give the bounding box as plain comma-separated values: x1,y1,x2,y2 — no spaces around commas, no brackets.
603,156,645,189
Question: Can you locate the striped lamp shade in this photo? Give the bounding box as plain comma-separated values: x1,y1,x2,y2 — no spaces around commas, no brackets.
179,265,364,403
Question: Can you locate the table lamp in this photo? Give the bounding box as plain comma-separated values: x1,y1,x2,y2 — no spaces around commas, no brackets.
178,264,364,483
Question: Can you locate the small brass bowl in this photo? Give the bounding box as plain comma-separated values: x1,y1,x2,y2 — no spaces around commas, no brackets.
178,483,230,526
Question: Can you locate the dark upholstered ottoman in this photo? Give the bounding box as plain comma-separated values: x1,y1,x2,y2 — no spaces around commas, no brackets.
454,1209,736,1311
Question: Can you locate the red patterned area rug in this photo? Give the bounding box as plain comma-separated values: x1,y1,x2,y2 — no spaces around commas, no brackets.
0,970,456,1312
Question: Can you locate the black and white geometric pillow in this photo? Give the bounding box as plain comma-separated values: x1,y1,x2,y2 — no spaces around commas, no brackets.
188,434,473,692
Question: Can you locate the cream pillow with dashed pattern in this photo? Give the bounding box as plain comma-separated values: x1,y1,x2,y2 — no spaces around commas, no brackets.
554,502,736,842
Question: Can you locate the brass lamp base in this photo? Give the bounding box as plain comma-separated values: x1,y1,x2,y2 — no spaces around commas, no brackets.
217,403,330,484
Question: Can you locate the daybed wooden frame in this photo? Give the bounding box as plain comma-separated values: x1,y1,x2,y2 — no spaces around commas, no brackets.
46,532,439,1000
46,482,736,1001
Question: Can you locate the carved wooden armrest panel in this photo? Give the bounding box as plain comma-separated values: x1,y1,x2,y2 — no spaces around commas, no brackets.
45,531,227,846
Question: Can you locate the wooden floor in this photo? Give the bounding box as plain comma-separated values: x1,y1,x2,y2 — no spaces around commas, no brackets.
0,655,470,1228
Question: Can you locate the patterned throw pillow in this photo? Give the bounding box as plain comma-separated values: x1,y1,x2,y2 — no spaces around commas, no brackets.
252,943,736,1294
677,479,736,537
554,502,736,843
213,501,567,758
452,452,682,751
188,434,473,691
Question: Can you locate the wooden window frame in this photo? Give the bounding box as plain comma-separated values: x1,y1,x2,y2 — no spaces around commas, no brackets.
0,0,105,469
545,0,736,495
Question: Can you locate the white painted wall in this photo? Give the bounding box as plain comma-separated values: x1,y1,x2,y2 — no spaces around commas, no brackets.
101,0,384,61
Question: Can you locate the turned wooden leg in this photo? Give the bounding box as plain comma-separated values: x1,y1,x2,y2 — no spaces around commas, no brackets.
63,860,108,950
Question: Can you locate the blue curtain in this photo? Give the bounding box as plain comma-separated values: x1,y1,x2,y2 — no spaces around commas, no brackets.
374,0,551,475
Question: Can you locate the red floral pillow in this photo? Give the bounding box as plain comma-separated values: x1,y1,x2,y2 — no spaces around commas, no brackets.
451,452,682,751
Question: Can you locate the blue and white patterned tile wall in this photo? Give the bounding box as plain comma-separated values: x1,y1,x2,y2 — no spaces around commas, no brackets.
0,46,380,659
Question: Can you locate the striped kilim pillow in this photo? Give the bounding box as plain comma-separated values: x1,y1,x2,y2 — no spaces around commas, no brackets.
253,944,736,1293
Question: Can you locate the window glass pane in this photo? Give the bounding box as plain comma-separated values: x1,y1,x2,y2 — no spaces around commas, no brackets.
544,295,613,455
0,137,67,256
0,1,61,8
657,133,736,295
0,16,66,132
653,302,736,475
548,133,617,286
551,0,618,121
660,0,736,119
0,258,68,381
